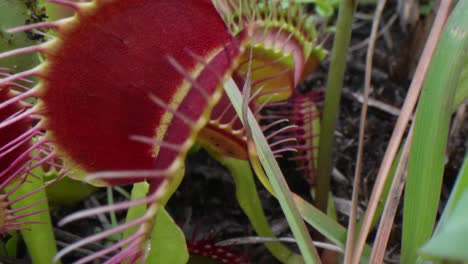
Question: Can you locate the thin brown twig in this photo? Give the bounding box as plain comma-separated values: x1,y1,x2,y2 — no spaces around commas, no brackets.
215,236,343,252
345,0,387,262
352,0,454,261
370,124,414,263
349,14,397,52
343,90,402,117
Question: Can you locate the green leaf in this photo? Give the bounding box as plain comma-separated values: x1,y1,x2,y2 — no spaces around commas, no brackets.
316,0,358,213
436,154,468,233
453,59,468,111
402,1,468,263
125,182,189,264
419,190,468,261
419,1,436,16
45,174,97,207
220,157,303,263
293,194,371,263
315,1,334,18
7,166,59,264
5,232,19,257
123,182,149,240
146,207,189,264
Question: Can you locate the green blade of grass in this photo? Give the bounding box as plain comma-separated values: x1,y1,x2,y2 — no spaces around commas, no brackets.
223,78,320,264
402,1,468,263
419,190,468,261
220,157,304,263
435,153,468,233
293,194,372,263
224,78,375,263
417,153,468,262
316,0,358,213
453,61,467,110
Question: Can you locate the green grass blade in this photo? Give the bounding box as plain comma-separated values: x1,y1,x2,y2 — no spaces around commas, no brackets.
419,190,468,261
223,79,320,264
402,1,468,263
453,61,467,110
417,153,468,262
435,153,468,234
316,0,358,213
293,194,371,263
221,157,304,263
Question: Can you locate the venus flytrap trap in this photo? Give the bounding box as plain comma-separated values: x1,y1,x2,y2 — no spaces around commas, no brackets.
212,0,326,101
1,0,248,262
0,69,63,264
194,1,330,262
0,0,343,263
200,0,327,159
0,72,59,232
263,91,323,185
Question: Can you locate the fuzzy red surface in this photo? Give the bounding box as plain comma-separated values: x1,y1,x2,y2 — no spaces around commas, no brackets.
40,0,233,185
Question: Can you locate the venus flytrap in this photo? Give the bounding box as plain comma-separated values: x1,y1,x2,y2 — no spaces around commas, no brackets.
263,91,323,185
1,1,336,263
200,0,327,160
194,1,330,262
1,0,248,262
0,72,63,263
0,76,61,232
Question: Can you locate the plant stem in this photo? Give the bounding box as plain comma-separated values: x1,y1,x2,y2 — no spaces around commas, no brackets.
221,157,303,263
316,0,358,213
8,171,59,264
